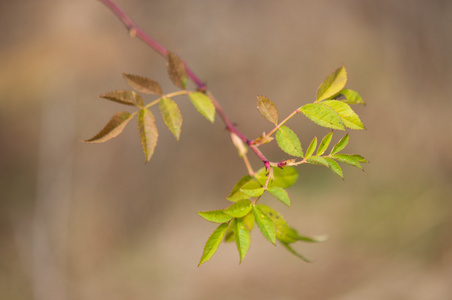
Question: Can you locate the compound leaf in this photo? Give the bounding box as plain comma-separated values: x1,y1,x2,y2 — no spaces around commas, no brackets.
336,88,365,105
122,73,163,95
304,136,317,160
324,157,343,179
316,65,347,102
300,103,345,130
188,91,215,123
99,90,136,106
137,108,158,163
84,111,133,143
276,126,304,158
167,51,187,90
317,131,333,156
267,187,291,207
198,223,228,266
159,97,182,140
322,100,365,130
224,200,253,218
198,210,233,224
227,175,253,202
330,134,349,155
257,96,279,125
255,166,298,188
234,218,251,263
252,205,276,245
331,154,363,170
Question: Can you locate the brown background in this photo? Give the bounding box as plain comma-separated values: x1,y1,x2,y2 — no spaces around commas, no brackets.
1,0,451,299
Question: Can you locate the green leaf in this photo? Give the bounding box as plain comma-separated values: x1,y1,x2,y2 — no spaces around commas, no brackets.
353,154,369,163
224,200,253,218
322,100,365,130
239,180,265,197
300,103,345,130
336,88,365,105
122,73,163,95
280,242,312,263
316,65,347,102
198,223,228,266
317,131,333,156
255,166,298,188
83,112,133,143
276,126,304,158
306,156,329,167
304,136,317,160
257,96,279,125
234,218,251,263
227,175,253,202
188,91,215,123
252,206,276,245
330,134,349,155
99,90,136,106
267,187,291,207
159,97,183,140
166,51,187,90
198,210,233,223
137,109,158,163
324,157,343,179
331,154,363,170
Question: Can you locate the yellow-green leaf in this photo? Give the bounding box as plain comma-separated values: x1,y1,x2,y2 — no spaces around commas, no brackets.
276,126,304,157
304,136,317,160
240,180,265,198
198,223,228,266
316,65,347,102
166,51,187,90
224,200,253,218
257,96,279,125
300,103,345,130
252,205,276,245
137,109,158,163
267,187,291,207
331,154,363,170
330,134,349,155
122,73,163,95
234,218,251,263
227,175,253,202
322,100,365,130
188,91,215,123
83,112,133,143
336,88,365,105
324,157,343,179
317,131,333,156
255,166,298,188
159,97,182,140
198,210,233,223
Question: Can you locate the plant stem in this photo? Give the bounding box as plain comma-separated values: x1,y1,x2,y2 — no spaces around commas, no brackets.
98,0,272,165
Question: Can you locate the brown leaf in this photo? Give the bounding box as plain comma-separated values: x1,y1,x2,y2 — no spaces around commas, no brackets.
99,90,136,106
166,51,187,90
122,73,163,95
137,109,158,163
83,112,133,143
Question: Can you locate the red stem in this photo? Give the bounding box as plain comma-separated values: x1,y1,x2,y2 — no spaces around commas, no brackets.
98,0,269,164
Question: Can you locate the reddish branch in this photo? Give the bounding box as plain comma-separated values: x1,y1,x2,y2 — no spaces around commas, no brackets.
98,0,269,166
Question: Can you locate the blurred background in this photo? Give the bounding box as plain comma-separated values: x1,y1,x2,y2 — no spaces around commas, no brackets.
1,0,451,299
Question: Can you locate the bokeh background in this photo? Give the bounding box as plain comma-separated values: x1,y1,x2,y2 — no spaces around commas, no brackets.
1,0,452,299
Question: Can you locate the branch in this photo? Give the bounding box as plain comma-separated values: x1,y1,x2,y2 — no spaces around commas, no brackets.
98,0,270,166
